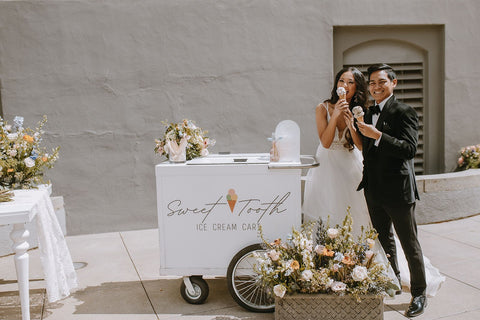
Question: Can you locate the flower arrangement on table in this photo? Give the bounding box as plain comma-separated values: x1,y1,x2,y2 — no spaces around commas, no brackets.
154,119,215,161
255,209,398,301
0,116,59,190
457,144,480,170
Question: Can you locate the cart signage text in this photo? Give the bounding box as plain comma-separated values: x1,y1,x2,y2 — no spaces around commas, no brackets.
165,191,291,231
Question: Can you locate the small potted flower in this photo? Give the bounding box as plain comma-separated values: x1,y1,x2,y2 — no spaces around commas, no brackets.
154,119,215,162
456,144,480,170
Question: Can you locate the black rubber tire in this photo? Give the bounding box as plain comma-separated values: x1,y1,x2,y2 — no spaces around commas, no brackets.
180,276,209,304
227,244,275,313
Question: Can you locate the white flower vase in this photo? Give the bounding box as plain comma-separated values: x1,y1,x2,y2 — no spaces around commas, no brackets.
166,137,187,163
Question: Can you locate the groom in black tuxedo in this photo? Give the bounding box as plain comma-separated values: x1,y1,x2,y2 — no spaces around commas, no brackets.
357,64,427,318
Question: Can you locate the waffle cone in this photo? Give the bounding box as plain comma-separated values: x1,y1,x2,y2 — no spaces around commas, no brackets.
227,200,237,212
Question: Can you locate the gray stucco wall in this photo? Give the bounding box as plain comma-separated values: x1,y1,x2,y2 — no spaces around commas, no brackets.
0,0,479,235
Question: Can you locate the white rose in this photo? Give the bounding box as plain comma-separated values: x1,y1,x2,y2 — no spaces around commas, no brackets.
327,228,339,239
7,133,18,141
200,148,209,157
352,266,368,282
301,269,313,281
267,249,280,261
8,149,17,157
314,244,325,255
273,284,287,298
24,157,36,168
330,281,347,292
334,252,344,262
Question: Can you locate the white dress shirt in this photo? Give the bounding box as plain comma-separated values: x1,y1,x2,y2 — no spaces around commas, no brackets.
373,94,393,146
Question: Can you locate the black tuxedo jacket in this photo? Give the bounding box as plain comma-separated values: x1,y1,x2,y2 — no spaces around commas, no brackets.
357,95,420,205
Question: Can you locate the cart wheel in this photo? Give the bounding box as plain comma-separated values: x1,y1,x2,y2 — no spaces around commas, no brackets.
180,276,209,304
227,244,275,313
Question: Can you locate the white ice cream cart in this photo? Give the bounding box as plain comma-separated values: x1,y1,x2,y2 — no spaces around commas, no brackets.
155,122,317,312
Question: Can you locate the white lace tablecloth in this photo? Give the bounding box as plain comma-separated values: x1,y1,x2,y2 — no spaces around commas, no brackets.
2,189,78,302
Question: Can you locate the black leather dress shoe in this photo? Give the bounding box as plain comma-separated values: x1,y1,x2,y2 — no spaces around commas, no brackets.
406,294,427,317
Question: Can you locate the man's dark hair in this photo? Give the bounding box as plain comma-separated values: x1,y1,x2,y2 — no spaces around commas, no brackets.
367,63,397,81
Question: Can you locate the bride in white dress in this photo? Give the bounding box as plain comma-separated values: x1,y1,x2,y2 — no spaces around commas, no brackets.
303,67,444,297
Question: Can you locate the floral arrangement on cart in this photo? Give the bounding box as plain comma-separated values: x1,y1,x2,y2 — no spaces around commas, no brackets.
0,116,59,201
254,209,399,319
154,119,215,162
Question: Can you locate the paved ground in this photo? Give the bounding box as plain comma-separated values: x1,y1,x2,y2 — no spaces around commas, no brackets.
1,214,480,320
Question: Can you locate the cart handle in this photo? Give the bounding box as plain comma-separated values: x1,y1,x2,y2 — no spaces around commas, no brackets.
268,155,319,169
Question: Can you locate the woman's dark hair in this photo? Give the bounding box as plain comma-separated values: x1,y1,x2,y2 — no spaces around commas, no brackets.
326,67,368,151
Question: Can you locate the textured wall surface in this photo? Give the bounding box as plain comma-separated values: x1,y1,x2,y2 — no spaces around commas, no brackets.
0,0,479,234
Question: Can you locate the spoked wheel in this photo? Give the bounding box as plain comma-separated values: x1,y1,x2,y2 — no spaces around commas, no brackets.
180,276,209,304
227,244,275,313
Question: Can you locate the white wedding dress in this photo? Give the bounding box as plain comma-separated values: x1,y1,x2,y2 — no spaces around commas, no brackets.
302,102,445,297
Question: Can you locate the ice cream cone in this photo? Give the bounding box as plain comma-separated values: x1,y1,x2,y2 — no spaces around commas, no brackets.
227,199,237,212
352,106,365,123
336,87,346,100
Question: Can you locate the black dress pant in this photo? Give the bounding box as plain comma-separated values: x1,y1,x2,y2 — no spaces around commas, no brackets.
365,192,427,296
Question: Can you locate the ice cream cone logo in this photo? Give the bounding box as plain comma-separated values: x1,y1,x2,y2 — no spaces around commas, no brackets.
226,189,238,213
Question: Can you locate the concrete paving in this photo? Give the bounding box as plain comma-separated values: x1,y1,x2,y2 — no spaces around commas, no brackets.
1,214,480,320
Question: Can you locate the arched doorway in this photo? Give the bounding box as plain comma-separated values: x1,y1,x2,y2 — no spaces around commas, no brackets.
334,25,445,174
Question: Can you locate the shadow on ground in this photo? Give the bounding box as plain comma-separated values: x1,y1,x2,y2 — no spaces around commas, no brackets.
59,278,274,319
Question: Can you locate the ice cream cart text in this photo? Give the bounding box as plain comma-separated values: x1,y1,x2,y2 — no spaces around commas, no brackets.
166,192,291,229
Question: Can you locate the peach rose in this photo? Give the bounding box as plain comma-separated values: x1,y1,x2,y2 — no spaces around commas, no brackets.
342,255,356,265
271,238,282,246
322,247,335,257
290,260,300,270
23,135,34,143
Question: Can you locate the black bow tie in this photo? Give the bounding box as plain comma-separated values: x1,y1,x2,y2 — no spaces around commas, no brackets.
371,105,381,115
